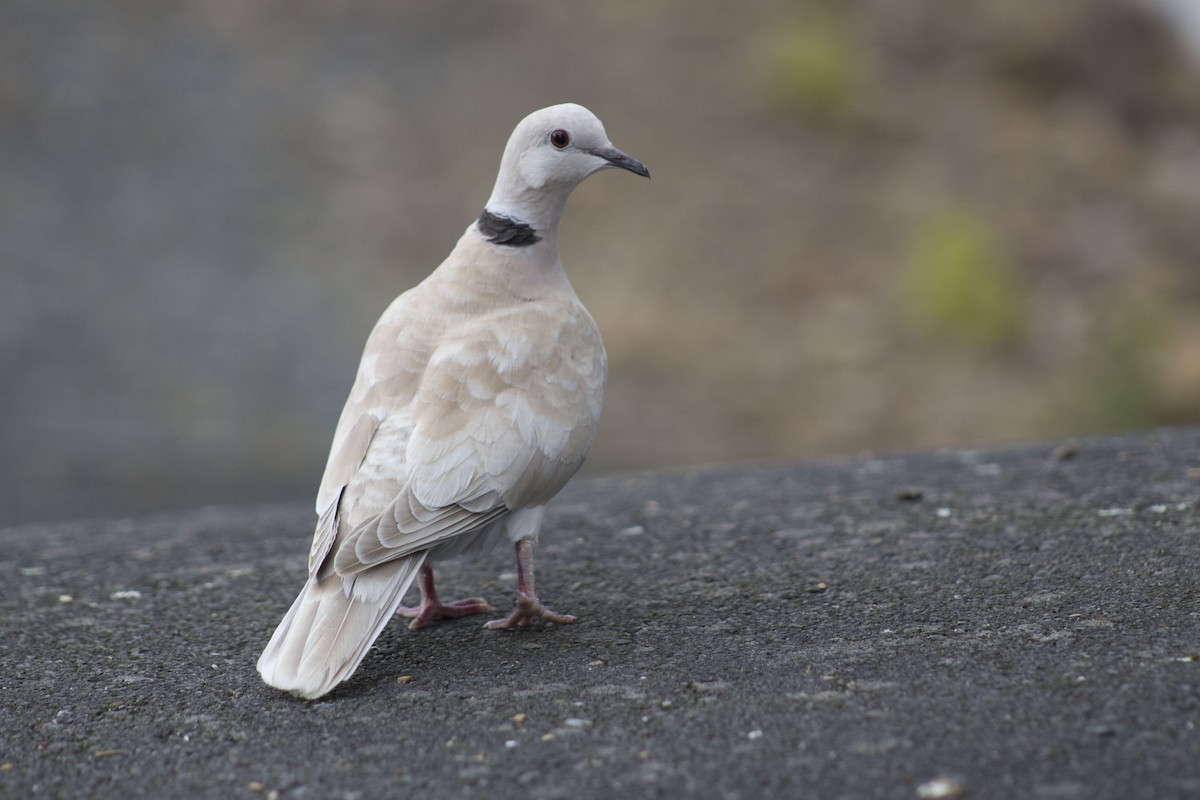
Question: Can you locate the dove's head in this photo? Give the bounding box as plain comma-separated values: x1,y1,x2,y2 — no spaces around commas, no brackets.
505,103,650,190
484,103,648,240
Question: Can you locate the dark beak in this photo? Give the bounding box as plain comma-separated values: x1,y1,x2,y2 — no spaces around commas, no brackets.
589,145,650,178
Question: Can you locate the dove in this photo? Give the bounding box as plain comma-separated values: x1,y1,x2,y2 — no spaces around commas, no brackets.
257,103,649,699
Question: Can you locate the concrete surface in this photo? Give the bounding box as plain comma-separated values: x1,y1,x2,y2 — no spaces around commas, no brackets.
3,428,1199,799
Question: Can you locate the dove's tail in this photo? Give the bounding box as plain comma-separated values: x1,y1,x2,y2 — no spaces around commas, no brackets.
257,553,426,699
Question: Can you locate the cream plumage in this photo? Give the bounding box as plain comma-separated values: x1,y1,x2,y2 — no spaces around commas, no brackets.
257,103,648,699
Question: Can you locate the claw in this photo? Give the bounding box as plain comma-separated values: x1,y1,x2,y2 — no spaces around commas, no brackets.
484,597,575,630
395,564,491,630
484,538,575,630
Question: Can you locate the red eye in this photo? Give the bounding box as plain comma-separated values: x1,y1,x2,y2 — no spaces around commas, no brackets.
550,129,570,149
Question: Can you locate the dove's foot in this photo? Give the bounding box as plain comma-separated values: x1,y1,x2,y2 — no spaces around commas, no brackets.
397,596,493,630
395,564,491,630
483,538,575,630
485,597,576,629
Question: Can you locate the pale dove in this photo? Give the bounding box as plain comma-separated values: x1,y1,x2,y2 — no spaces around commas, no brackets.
257,103,648,699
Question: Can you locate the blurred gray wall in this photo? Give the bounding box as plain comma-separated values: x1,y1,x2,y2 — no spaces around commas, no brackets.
3,1,1199,525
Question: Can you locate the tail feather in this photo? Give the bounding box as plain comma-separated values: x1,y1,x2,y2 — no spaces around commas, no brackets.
257,553,426,699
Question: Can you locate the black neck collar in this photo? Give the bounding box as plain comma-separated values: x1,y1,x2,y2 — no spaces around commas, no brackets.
477,209,541,247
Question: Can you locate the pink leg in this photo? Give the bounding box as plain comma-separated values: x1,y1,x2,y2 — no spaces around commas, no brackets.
485,538,575,630
396,564,492,630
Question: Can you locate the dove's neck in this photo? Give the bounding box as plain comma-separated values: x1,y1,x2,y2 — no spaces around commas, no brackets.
481,165,578,253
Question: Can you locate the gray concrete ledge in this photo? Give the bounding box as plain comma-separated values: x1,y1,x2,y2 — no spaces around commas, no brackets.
3,428,1199,799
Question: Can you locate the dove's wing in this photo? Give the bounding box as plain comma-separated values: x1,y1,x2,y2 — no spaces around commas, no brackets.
262,290,608,700
303,288,436,575
331,297,605,576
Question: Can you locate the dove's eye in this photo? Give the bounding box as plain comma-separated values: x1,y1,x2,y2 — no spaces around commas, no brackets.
549,129,570,149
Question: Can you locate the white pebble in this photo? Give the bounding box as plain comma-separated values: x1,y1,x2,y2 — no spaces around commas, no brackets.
1097,507,1132,517
916,777,963,798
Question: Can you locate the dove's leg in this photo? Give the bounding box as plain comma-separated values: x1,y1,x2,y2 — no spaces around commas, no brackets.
395,564,492,631
485,538,575,629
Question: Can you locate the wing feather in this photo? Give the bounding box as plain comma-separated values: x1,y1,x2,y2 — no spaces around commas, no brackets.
323,300,604,576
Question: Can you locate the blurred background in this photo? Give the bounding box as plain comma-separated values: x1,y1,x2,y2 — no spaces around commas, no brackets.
3,0,1199,525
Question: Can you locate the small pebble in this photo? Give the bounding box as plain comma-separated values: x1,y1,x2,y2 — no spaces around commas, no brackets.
747,730,763,740
916,777,963,798
512,713,528,724
58,595,73,604
1097,507,1133,517
1051,442,1077,461
395,675,414,685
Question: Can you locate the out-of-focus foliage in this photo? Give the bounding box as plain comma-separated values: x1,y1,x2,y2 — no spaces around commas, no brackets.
900,207,1024,350
766,7,862,122
1086,303,1167,430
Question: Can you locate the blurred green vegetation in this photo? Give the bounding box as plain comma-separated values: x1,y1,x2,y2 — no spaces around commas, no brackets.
766,6,863,121
899,207,1026,350
1085,302,1167,430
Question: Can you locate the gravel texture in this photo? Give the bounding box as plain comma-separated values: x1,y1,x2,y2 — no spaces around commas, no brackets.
3,428,1199,798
